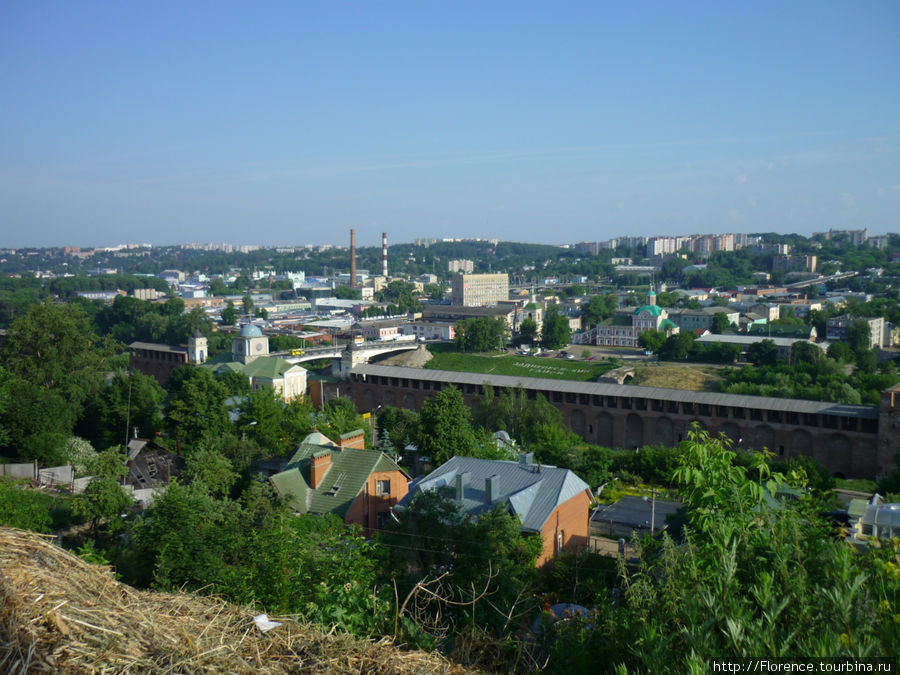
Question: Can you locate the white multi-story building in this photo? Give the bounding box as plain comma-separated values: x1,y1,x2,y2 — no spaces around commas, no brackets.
826,315,885,349
450,273,509,307
448,259,475,274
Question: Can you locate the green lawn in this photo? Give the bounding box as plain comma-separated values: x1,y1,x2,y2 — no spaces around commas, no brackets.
424,351,619,381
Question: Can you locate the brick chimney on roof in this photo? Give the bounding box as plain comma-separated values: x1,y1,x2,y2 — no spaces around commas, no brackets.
310,451,332,489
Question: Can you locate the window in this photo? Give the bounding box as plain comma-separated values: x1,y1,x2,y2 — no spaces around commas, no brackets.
556,531,564,555
376,479,391,496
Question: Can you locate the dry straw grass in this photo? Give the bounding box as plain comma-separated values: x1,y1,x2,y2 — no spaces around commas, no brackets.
0,527,475,674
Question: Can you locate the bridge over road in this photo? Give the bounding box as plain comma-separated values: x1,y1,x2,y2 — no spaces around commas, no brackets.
271,340,420,377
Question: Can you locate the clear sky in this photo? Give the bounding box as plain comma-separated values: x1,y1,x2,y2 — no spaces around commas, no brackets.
1,1,898,248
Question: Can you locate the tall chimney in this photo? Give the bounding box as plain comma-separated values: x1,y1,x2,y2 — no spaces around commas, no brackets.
350,229,357,288
382,231,388,278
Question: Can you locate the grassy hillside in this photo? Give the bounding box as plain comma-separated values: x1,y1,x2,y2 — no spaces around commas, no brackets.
425,351,619,382
629,364,727,391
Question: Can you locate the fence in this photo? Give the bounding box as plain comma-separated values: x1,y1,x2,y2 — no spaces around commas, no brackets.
0,461,38,480
38,465,74,487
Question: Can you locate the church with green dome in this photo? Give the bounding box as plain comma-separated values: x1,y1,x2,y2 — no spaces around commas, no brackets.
580,288,679,348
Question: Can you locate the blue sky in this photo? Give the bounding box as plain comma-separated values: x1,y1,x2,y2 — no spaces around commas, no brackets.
1,1,898,248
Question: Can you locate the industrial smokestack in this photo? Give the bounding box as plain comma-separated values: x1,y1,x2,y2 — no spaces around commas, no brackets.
382,232,388,278
350,229,357,288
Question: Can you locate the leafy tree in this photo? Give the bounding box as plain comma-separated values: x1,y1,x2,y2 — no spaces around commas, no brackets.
334,285,361,300
581,294,617,326
691,340,741,364
847,319,872,356
541,307,571,350
221,301,238,326
827,341,854,362
64,436,98,476
417,385,478,465
790,341,821,366
281,397,316,448
318,397,369,446
218,370,251,397
183,447,238,498
747,338,779,366
125,482,382,635
658,331,696,361
0,373,76,464
80,369,166,450
376,406,420,450
454,317,509,352
638,329,666,353
236,387,286,453
518,317,538,345
655,291,680,308
710,311,730,334
211,433,265,476
0,478,54,533
126,482,244,589
474,386,575,451
71,447,132,536
855,349,878,375
424,283,446,301
1,302,115,462
166,367,231,449
208,278,229,296
577,428,900,671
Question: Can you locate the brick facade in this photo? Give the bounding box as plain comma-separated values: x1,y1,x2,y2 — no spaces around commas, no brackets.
348,365,895,479
537,490,592,566
344,470,410,533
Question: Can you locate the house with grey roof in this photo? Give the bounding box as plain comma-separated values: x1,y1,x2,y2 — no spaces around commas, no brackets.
270,430,410,532
399,453,593,566
847,494,900,547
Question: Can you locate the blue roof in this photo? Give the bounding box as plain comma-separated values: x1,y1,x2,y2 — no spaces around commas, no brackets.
402,456,592,533
239,324,263,337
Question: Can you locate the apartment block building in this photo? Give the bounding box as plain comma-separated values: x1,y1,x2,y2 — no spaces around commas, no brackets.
826,315,885,349
450,273,509,307
448,259,475,274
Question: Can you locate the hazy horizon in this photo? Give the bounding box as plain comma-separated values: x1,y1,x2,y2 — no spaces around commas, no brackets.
2,2,898,248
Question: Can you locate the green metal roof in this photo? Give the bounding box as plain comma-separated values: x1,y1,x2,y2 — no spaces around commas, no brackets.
270,432,406,518
600,314,633,326
633,304,663,317
205,361,245,373
242,356,301,379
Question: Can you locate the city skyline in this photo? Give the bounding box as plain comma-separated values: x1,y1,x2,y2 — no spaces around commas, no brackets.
2,2,899,247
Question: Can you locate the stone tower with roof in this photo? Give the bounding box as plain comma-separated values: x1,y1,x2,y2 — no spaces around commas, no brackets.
187,330,207,364
233,324,269,364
